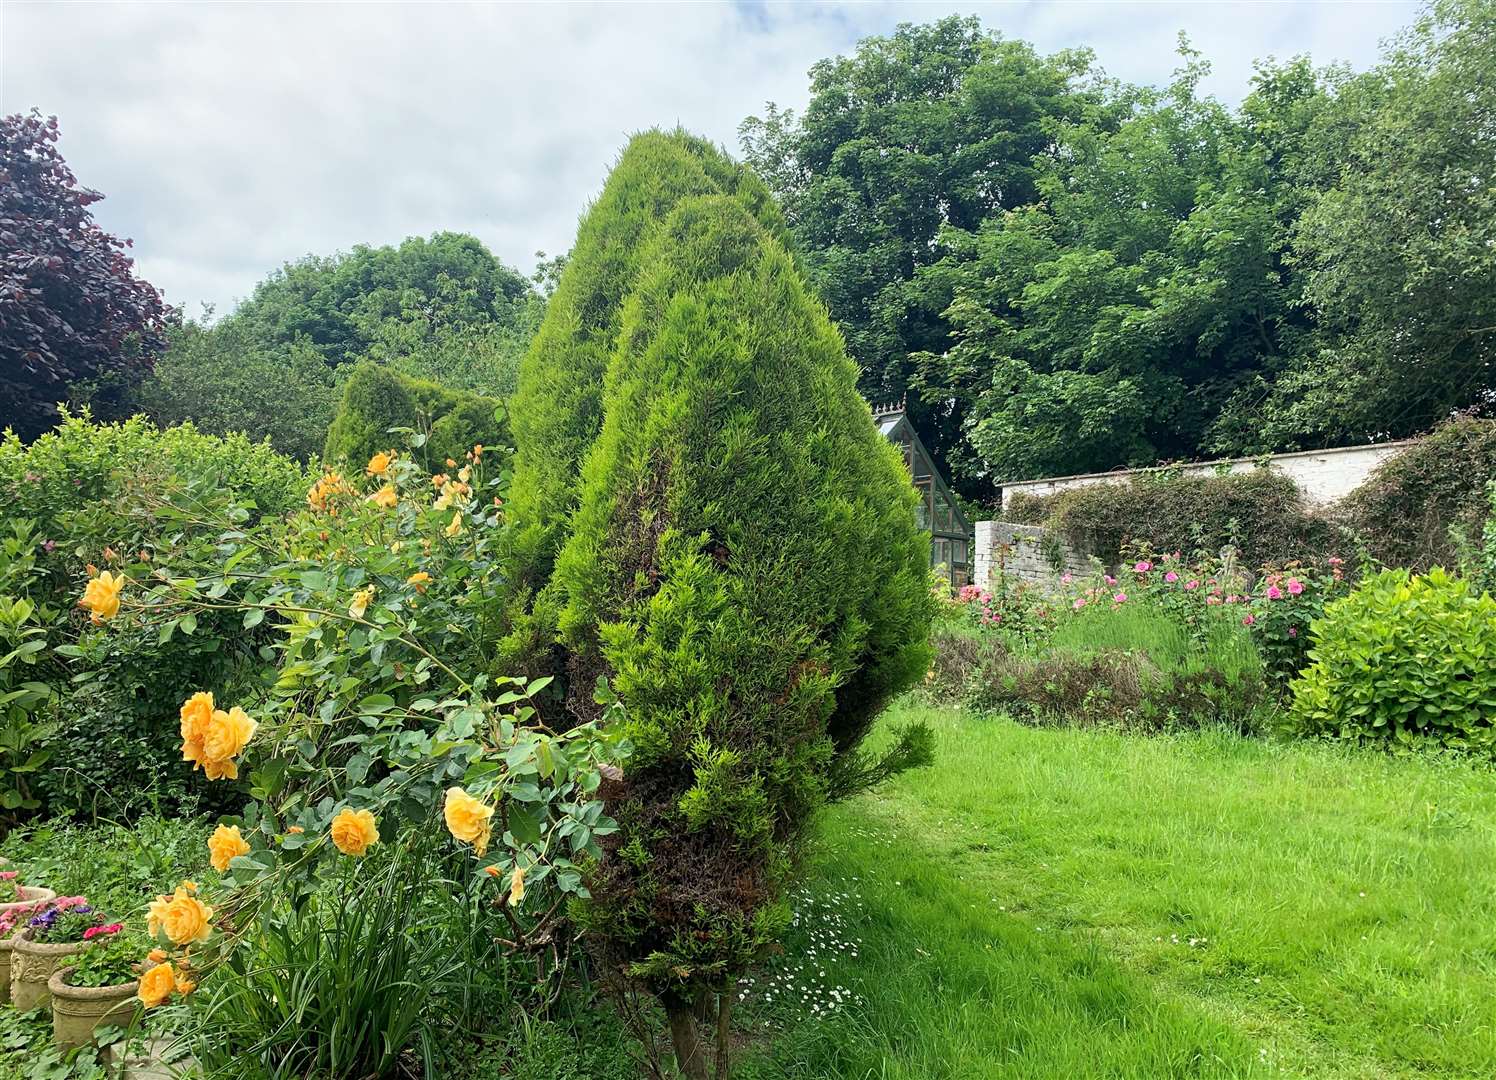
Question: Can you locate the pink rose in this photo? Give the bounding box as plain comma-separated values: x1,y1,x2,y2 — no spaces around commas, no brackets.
1113,592,1127,604
1242,614,1255,626
1134,561,1152,573
1185,579,1199,590
1060,574,1072,585
1073,598,1087,610
1165,571,1178,583
1266,585,1283,600
1286,579,1303,595
1104,575,1117,586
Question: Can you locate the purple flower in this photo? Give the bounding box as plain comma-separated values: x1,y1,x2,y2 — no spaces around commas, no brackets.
42,540,56,553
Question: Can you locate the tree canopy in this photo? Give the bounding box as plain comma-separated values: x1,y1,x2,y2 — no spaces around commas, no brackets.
744,0,1496,492
1,111,171,440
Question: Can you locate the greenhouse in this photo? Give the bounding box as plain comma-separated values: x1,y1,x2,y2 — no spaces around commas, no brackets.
873,400,973,588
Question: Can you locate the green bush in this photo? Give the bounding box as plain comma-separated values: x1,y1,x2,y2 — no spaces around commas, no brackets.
1008,468,1343,568
1287,567,1496,754
1338,414,1496,573
554,190,933,1072
127,320,340,462
323,363,508,471
501,130,788,688
0,413,308,820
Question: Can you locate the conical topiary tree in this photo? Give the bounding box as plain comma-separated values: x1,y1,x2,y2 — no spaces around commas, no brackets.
554,192,934,1077
499,130,787,693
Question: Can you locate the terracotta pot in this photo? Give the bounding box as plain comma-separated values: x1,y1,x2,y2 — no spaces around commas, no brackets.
48,965,141,1050
0,888,59,988
10,927,91,1011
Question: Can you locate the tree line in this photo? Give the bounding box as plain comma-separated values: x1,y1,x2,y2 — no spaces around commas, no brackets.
741,0,1495,498
5,0,1491,501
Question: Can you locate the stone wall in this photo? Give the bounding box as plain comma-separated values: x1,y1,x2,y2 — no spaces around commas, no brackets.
973,521,1093,592
998,438,1418,511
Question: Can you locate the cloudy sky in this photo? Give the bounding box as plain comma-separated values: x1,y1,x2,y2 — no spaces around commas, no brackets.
5,1,1420,316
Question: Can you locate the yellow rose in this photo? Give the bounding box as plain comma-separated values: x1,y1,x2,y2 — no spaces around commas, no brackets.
80,570,124,623
431,473,448,489
444,513,464,539
173,968,197,996
147,886,213,946
349,586,375,620
406,571,432,593
366,451,393,476
330,807,379,857
207,824,250,873
138,962,176,1008
370,483,398,509
203,707,256,765
179,691,215,751
443,787,493,855
509,865,526,907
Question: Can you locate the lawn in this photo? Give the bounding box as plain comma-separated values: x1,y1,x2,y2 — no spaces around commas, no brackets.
732,701,1496,1079
6,700,1495,1079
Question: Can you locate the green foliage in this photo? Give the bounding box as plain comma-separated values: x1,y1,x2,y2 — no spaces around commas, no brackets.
323,363,508,471
751,2,1496,490
1252,0,1496,448
117,233,538,460
127,319,339,462
0,413,309,821
1337,415,1496,573
503,128,788,686
186,840,460,1079
1288,567,1496,753
0,411,307,561
740,17,1102,496
229,232,535,366
1008,469,1340,569
552,184,934,1055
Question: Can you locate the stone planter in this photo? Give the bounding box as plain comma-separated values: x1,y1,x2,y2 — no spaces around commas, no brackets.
49,965,140,1050
10,927,90,1011
0,888,59,987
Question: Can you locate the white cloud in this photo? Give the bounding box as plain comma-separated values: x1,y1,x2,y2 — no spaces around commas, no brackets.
2,0,1419,314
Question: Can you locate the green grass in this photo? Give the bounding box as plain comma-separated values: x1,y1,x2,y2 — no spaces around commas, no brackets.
731,702,1496,1078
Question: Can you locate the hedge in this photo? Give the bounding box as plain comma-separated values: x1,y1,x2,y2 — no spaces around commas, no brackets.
323,363,507,471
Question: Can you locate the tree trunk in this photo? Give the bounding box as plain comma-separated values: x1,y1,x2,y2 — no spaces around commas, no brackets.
667,1001,709,1080
714,990,734,1080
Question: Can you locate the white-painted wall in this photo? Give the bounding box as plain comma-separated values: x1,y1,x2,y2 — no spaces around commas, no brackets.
998,439,1418,511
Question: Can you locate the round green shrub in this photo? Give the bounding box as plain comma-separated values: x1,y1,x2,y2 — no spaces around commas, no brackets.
324,363,507,470
1287,567,1496,753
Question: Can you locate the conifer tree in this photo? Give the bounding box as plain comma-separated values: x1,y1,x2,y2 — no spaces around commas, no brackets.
500,130,786,691
555,192,934,1077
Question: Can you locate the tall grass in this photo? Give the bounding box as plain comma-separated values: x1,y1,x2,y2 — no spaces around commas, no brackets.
185,832,534,1080
1045,598,1262,681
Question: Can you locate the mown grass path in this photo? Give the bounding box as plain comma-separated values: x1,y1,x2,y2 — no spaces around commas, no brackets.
742,703,1496,1079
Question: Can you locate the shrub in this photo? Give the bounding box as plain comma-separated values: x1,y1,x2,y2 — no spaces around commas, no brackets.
501,129,788,689
128,319,339,462
0,411,307,563
1007,469,1343,569
553,190,932,1075
926,630,1265,733
323,363,508,472
1338,414,1496,573
1287,567,1496,754
0,414,309,820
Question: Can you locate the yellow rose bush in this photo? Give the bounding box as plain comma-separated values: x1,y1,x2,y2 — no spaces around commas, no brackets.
83,433,628,1020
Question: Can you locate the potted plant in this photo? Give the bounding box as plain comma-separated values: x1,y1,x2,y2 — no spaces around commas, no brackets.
0,870,57,916
0,893,60,986
48,925,141,1050
10,898,101,1010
